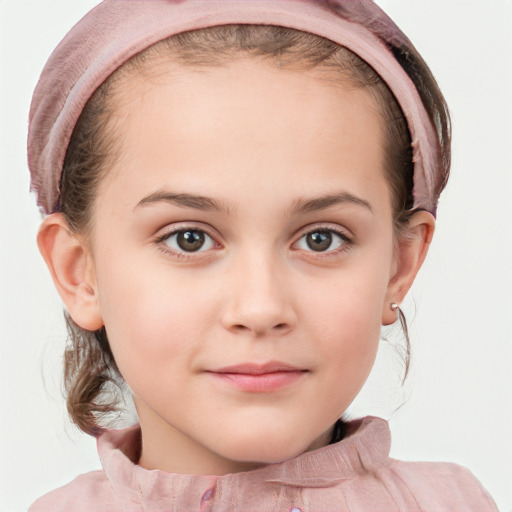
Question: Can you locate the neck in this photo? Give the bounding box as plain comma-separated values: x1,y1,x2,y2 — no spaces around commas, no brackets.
136,402,266,475
134,399,336,475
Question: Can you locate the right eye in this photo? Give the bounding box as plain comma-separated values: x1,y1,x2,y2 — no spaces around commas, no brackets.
163,229,216,253
294,228,351,254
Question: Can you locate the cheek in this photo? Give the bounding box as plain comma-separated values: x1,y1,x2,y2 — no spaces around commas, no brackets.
298,257,391,374
301,261,389,333
310,290,381,372
94,252,217,381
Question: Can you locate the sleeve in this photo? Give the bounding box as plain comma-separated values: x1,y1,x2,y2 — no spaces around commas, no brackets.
28,471,120,512
389,460,499,512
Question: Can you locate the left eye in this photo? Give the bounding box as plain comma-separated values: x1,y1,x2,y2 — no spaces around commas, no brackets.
163,229,215,253
296,229,347,252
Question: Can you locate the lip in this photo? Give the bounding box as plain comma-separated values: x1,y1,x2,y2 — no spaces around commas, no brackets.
206,361,308,393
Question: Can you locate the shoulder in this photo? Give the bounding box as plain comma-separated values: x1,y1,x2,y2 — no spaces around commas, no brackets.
28,470,119,512
387,459,498,511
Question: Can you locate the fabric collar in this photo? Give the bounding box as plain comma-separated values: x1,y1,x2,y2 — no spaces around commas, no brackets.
97,416,391,507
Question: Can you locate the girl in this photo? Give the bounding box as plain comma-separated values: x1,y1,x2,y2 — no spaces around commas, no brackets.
5,0,507,510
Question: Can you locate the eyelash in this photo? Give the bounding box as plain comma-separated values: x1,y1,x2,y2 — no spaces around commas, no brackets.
293,225,353,257
154,225,220,259
153,224,353,259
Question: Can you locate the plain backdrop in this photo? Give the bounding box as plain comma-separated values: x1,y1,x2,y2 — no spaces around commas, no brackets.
1,1,511,511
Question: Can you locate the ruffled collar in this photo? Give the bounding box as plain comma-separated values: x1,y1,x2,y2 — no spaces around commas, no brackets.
97,416,391,508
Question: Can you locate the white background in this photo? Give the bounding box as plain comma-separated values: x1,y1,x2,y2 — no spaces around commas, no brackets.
0,1,511,511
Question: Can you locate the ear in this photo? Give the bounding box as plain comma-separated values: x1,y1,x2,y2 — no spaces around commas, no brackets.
382,211,435,325
37,213,103,331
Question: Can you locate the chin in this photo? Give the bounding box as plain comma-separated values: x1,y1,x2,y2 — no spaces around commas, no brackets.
216,429,317,467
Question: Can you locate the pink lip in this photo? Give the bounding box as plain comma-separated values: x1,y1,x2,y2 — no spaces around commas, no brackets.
206,361,308,393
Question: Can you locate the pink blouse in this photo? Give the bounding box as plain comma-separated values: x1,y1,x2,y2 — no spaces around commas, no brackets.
29,416,497,511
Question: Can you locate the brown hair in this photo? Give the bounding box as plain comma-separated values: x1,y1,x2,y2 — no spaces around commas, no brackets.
59,23,450,435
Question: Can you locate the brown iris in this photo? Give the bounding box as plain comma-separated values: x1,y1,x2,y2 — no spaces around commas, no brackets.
306,231,332,252
177,230,206,252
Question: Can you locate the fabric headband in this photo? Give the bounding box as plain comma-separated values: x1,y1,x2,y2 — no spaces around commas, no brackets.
28,0,443,216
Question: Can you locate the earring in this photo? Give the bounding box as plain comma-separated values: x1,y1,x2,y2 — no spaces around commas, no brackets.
390,302,399,311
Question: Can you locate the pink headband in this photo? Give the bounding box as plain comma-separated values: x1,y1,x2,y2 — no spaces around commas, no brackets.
28,0,443,216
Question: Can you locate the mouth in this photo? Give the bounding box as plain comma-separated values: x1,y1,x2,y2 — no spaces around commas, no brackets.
206,361,308,393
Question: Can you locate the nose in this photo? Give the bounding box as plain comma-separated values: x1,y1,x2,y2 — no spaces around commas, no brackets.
220,252,297,337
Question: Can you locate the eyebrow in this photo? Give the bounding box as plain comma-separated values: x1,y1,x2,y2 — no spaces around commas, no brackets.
290,192,373,215
135,190,372,216
135,191,234,215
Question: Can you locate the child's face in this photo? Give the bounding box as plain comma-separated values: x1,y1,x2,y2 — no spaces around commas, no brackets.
87,58,397,473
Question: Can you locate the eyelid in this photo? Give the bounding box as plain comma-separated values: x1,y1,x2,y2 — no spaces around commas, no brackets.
293,223,353,242
153,222,222,258
152,222,353,259
291,224,354,254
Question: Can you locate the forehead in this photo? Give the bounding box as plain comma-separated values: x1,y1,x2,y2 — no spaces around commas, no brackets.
97,58,390,218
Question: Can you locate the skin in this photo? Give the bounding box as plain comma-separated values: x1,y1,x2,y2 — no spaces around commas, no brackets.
38,58,434,475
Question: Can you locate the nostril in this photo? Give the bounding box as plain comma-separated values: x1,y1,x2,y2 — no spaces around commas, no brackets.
229,322,290,336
